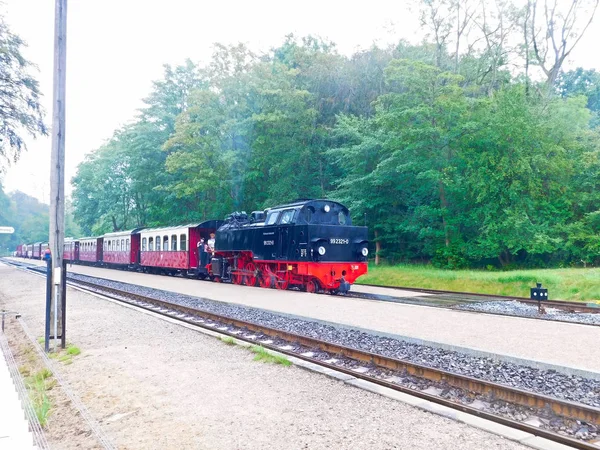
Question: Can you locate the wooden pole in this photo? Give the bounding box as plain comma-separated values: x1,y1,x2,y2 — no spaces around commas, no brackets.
49,0,67,351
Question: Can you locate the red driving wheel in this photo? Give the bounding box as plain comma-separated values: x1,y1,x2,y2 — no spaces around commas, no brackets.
245,262,258,287
276,271,290,290
305,279,318,293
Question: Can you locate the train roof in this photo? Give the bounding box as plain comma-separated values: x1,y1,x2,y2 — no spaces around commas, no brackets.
138,220,224,235
266,199,348,211
103,228,146,238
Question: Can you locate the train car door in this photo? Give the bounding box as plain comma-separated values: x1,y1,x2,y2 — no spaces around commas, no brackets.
97,238,103,262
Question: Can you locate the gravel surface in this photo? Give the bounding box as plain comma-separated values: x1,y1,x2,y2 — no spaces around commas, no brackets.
458,300,600,326
10,257,600,374
66,271,600,409
0,263,532,450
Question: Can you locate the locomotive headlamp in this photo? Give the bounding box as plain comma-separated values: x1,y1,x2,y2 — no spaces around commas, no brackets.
361,247,369,256
318,246,326,255
323,205,330,213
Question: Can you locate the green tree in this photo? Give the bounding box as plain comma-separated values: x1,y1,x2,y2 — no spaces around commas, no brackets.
0,17,47,170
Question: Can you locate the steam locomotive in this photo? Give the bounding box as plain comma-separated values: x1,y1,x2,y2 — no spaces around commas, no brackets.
207,199,368,293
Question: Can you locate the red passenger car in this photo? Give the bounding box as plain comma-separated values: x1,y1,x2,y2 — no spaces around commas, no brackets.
139,221,222,274
64,239,79,261
102,229,143,267
78,237,103,264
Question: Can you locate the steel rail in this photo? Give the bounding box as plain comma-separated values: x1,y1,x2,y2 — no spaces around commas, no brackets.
358,283,600,313
66,277,600,449
3,258,600,330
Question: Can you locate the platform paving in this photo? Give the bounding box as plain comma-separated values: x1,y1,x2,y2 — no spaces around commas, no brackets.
9,257,600,375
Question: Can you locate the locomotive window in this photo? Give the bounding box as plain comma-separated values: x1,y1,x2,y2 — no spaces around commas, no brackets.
180,234,187,251
338,211,347,225
156,236,161,251
149,237,154,251
163,236,169,250
280,209,295,225
265,211,280,226
305,206,314,223
142,238,147,251
171,235,177,251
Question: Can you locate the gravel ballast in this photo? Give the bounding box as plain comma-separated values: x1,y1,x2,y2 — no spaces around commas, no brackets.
66,271,600,409
458,300,600,326
0,263,533,450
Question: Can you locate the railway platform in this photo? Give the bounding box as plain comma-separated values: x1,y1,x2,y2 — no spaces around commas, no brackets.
8,257,600,376
0,333,37,450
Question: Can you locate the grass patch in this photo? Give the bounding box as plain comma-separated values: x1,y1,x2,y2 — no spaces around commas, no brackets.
358,264,600,303
220,336,236,346
25,369,54,427
66,346,81,356
250,346,291,366
49,344,81,364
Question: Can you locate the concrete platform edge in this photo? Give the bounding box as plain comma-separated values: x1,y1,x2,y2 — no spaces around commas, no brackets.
66,283,578,450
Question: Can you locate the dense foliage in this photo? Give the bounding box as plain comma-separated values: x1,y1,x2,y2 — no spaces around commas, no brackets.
71,1,600,268
0,182,81,252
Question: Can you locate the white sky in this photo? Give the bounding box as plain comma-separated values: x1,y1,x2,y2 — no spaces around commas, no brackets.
2,0,599,203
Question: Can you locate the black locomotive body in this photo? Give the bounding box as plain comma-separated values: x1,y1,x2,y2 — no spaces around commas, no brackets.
209,199,369,293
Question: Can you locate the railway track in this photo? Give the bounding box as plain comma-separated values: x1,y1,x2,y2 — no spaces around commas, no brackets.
359,282,600,314
3,257,600,328
41,273,600,449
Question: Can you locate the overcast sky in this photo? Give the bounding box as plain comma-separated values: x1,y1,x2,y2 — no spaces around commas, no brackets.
2,0,599,203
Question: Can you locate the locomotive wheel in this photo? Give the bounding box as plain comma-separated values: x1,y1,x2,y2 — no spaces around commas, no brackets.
232,270,244,285
305,279,318,294
245,262,258,287
276,272,290,290
258,267,274,288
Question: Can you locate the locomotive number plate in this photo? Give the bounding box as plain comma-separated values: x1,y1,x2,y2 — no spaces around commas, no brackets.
330,238,349,244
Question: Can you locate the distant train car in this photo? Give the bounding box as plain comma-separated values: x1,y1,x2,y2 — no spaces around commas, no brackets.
64,239,79,262
25,244,33,258
78,237,103,264
16,244,23,257
139,221,222,275
102,229,144,267
32,242,42,259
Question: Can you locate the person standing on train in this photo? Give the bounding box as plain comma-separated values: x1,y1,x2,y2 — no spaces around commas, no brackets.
207,233,216,263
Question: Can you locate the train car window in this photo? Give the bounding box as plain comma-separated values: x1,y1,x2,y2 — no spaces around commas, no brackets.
171,235,177,251
121,239,125,250
126,239,130,251
163,236,168,251
279,209,295,225
265,211,280,226
149,237,154,251
156,236,161,251
180,234,187,251
142,238,147,251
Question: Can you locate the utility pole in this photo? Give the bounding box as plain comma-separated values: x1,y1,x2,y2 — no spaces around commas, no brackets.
49,0,67,351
